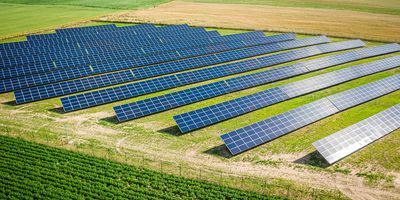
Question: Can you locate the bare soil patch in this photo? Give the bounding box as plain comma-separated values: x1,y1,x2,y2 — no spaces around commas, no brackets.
99,1,400,42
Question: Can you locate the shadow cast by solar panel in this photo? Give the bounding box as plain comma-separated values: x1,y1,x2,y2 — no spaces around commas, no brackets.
2,100,16,106
48,107,65,114
100,116,119,125
204,145,233,159
158,125,185,136
293,151,330,168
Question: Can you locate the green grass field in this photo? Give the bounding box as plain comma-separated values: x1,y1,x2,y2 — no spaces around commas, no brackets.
186,0,400,15
0,0,170,40
0,3,117,39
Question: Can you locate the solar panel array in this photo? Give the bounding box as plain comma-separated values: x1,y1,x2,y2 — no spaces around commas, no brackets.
13,34,300,104
173,55,400,133
313,104,400,164
1,27,213,59
28,24,155,41
32,26,198,44
0,30,224,79
1,23,399,162
0,24,190,52
61,37,345,112
1,31,291,81
1,29,221,68
112,40,369,121
220,74,400,155
55,24,118,33
6,32,292,94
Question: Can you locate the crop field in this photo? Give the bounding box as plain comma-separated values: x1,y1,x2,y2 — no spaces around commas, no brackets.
100,1,400,42
1,1,399,199
186,0,400,15
0,135,285,199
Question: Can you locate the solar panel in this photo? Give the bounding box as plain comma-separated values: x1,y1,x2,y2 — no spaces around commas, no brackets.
55,24,173,35
1,29,218,68
3,26,174,55
327,74,400,110
1,30,223,62
25,25,198,46
173,56,400,133
55,24,118,33
28,24,156,40
313,104,400,164
0,25,203,53
20,24,190,49
7,33,293,94
111,40,364,120
220,74,400,155
280,56,400,97
114,81,232,122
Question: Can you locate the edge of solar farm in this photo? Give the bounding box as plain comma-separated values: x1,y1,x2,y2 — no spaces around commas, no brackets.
220,74,400,155
313,103,400,164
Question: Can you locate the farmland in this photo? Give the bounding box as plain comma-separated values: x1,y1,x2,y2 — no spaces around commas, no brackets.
0,135,285,199
100,1,400,42
1,0,400,199
186,0,400,15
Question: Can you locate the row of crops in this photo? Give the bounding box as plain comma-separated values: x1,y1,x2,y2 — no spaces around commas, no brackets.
0,135,285,199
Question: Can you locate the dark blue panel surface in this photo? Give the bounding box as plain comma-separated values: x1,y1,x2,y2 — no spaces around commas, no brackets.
60,37,335,111
110,40,367,120
13,33,298,103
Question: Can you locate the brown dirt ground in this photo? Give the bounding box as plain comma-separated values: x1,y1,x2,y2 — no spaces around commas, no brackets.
99,1,400,42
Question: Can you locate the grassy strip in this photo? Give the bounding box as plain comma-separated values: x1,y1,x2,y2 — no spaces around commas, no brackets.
0,3,118,40
0,0,170,10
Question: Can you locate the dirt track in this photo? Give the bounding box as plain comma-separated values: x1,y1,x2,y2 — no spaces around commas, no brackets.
99,1,400,42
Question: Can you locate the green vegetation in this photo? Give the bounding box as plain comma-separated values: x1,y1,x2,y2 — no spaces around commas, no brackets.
0,0,170,10
186,0,400,15
0,3,115,39
0,0,170,39
356,172,394,185
0,135,284,199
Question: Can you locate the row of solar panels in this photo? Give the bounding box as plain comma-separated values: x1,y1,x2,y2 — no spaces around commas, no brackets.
314,103,399,164
2,24,399,163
